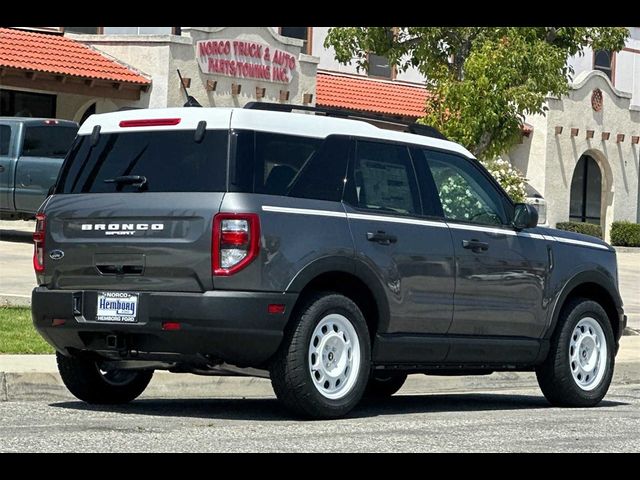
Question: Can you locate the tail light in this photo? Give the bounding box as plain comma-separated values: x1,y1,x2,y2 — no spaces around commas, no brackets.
212,213,260,276
33,213,46,273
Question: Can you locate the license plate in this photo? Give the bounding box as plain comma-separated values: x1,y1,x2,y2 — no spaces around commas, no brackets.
96,292,139,323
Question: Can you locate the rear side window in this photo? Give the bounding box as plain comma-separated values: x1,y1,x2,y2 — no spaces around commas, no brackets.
347,140,421,215
22,126,77,158
56,130,228,194
0,125,10,156
232,131,325,197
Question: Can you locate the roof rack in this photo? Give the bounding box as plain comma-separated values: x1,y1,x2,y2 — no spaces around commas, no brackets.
243,102,447,141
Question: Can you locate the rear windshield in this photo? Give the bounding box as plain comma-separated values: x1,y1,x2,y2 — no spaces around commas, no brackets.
56,130,228,194
22,126,78,158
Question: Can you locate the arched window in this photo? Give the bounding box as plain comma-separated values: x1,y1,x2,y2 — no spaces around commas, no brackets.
79,103,96,126
569,155,602,224
593,50,613,81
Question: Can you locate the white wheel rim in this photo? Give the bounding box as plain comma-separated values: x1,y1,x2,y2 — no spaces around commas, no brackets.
569,317,608,391
308,313,361,400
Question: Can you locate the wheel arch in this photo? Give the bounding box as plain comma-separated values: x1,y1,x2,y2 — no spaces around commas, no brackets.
547,270,623,341
286,257,389,341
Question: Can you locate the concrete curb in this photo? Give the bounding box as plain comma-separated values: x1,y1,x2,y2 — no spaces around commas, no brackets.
0,295,31,308
614,246,640,254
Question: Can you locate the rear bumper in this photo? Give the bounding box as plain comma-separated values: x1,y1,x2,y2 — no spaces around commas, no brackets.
32,287,297,367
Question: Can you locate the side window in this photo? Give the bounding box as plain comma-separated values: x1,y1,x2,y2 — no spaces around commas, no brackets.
424,150,508,226
350,140,421,215
0,125,10,156
288,136,350,202
254,132,322,196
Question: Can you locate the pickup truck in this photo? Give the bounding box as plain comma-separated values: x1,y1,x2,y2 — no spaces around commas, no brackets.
0,117,78,220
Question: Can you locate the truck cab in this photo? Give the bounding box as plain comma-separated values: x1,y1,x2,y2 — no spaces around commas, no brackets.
0,117,78,220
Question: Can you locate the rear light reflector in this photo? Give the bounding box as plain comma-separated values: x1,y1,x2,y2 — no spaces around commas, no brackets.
119,118,181,128
162,322,181,331
51,319,66,327
212,213,260,276
33,213,46,273
268,304,286,314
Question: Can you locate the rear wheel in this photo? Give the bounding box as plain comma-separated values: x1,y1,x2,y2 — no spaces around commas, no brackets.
536,298,615,407
364,373,407,399
57,352,153,404
270,293,371,419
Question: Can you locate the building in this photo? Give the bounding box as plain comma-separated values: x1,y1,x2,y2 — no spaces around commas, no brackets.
1,26,638,240
506,32,640,239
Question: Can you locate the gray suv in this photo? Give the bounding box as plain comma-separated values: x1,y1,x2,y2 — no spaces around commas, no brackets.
32,104,626,418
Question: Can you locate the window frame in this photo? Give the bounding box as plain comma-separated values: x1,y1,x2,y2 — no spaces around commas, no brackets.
278,27,312,55
366,52,396,80
342,137,424,218
593,49,616,85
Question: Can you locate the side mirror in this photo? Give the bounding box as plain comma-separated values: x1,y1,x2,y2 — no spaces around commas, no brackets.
512,203,538,230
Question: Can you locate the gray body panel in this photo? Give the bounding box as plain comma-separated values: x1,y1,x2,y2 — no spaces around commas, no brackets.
343,203,456,336
39,192,224,292
446,224,549,338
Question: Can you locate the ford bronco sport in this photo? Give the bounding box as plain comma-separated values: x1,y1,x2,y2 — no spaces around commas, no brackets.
32,104,627,418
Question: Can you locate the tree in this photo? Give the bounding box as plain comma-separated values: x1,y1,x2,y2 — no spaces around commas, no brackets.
325,27,628,160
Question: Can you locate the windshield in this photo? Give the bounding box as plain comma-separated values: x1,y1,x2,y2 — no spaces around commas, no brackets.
56,130,228,194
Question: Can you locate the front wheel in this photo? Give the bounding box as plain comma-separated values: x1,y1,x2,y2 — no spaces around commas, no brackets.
57,352,153,404
270,292,371,419
536,298,615,407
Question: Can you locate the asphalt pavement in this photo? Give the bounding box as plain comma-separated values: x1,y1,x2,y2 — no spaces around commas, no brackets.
0,383,638,452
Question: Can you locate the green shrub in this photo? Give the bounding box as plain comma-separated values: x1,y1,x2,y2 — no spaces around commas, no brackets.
556,222,602,239
610,221,640,247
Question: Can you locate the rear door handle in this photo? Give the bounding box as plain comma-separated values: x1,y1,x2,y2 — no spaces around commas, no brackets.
462,239,489,252
367,231,397,245
0,165,5,173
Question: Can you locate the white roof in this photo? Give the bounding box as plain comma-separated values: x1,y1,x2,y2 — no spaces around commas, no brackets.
78,107,474,158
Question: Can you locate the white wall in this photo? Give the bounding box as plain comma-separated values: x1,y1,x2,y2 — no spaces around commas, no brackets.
103,27,173,35
568,29,640,107
310,27,425,84
516,71,640,240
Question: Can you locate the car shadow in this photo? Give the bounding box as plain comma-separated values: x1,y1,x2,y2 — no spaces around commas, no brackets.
0,229,32,244
50,392,627,422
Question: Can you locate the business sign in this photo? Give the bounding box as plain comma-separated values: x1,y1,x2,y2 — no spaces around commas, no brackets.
196,39,297,84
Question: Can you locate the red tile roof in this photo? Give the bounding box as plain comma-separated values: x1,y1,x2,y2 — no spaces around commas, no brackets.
316,71,430,118
0,28,150,85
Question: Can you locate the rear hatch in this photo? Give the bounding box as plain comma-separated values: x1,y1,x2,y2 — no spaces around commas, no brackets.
39,111,231,292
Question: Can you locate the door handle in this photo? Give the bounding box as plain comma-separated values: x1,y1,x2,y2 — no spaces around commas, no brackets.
367,231,397,245
462,239,489,252
0,165,5,172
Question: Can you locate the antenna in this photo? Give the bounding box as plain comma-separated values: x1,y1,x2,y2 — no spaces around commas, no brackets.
176,69,202,107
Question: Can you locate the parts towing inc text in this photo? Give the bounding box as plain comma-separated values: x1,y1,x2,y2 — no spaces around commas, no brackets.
197,39,297,84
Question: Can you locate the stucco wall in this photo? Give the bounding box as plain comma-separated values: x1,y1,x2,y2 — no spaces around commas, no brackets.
568,28,640,107
504,112,549,198
527,70,640,240
174,27,318,108
73,34,176,109
79,28,319,109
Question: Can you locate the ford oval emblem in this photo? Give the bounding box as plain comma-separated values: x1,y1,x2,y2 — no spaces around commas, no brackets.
49,250,64,260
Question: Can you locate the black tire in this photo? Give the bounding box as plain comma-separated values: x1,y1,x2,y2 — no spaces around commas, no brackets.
364,372,407,399
270,292,371,419
536,298,615,407
57,352,153,404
